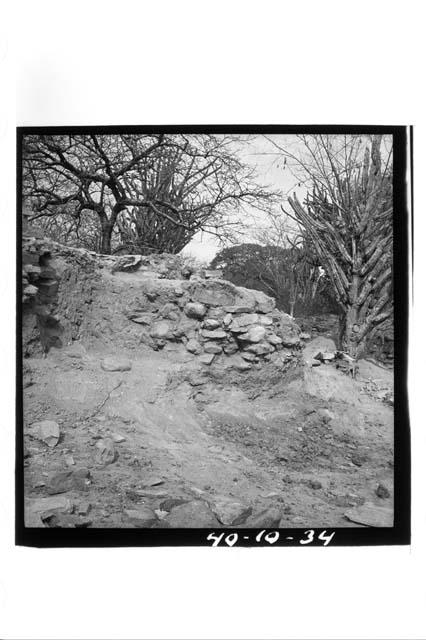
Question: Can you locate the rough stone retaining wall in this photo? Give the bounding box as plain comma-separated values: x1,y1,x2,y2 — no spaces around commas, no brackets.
22,235,302,373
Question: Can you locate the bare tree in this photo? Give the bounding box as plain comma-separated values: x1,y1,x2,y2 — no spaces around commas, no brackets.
266,134,393,358
23,134,277,254
255,213,327,317
210,240,333,317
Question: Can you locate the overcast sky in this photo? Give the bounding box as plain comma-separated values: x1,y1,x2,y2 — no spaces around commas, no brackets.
182,134,316,262
181,134,303,262
182,133,392,263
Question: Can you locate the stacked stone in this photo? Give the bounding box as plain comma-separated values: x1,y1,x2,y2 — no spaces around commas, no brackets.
21,237,301,369
22,237,45,304
134,278,301,371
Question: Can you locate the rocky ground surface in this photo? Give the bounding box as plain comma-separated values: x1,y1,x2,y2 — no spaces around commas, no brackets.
22,237,394,529
23,337,394,529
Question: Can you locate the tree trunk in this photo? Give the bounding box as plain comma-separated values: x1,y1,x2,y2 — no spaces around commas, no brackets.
100,222,113,254
340,305,366,359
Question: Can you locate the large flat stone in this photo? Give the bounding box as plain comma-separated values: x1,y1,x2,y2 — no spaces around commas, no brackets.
210,497,252,525
302,337,337,363
189,281,237,307
229,313,259,330
242,507,282,528
25,496,74,527
238,325,266,343
201,329,227,340
344,503,393,527
162,500,220,528
46,468,92,494
125,507,158,527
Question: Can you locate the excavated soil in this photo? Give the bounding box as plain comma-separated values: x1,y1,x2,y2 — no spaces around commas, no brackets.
23,339,394,529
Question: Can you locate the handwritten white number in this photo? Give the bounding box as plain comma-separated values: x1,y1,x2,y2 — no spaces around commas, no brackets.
264,531,280,544
207,532,225,547
318,530,335,546
299,529,315,544
255,529,266,542
225,533,238,547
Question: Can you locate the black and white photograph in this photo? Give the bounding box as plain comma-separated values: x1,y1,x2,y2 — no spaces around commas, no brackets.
3,2,425,639
17,128,409,542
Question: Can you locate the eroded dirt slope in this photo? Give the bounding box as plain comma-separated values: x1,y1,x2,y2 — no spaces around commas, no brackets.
23,340,394,529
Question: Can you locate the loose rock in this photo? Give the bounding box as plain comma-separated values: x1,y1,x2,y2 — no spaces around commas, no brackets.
159,498,188,511
134,489,168,498
242,507,282,528
280,335,300,347
25,495,74,527
111,432,126,443
344,503,393,527
210,497,252,525
351,453,367,467
375,483,391,499
125,507,157,527
78,501,92,515
33,420,60,448
95,438,117,466
308,480,322,490
142,477,165,487
161,500,220,527
130,314,151,325
150,320,172,340
321,351,336,361
101,357,132,372
187,373,206,387
185,338,203,355
46,468,91,494
229,355,252,371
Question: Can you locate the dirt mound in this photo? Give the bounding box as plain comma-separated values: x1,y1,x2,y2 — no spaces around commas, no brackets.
22,235,394,529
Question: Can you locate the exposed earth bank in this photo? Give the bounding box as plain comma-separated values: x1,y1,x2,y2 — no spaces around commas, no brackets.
22,237,394,529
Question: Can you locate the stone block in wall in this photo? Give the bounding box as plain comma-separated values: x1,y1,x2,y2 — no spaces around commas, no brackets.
189,280,237,307
238,325,267,343
203,342,223,354
244,341,275,356
150,320,174,340
229,313,259,331
184,302,207,319
202,319,221,330
185,339,203,355
173,318,200,340
200,329,227,340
